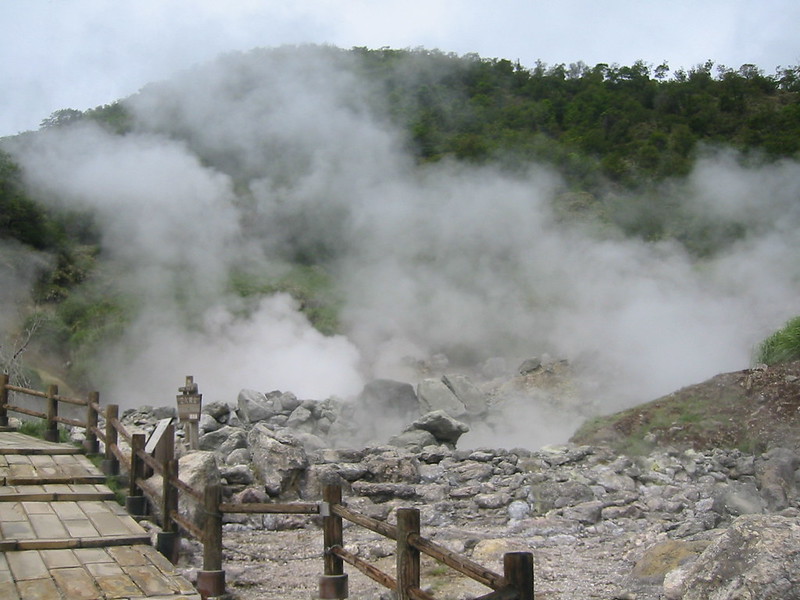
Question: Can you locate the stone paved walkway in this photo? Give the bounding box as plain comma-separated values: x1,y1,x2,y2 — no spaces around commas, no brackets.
0,431,200,599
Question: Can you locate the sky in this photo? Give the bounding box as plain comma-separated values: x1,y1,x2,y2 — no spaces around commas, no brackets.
2,0,799,137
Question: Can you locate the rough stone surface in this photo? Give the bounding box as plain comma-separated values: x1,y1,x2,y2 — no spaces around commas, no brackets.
665,514,800,600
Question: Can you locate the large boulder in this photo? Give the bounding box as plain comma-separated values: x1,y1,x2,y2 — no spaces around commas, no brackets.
442,374,488,417
417,379,466,418
247,424,309,497
237,389,281,423
358,379,419,420
664,515,800,600
412,410,469,445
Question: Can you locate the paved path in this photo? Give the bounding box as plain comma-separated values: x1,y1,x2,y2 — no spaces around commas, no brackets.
0,431,200,599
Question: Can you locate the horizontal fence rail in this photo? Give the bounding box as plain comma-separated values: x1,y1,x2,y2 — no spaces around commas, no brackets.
0,374,534,600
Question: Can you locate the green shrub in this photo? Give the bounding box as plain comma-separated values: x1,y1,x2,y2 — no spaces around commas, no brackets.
754,316,800,365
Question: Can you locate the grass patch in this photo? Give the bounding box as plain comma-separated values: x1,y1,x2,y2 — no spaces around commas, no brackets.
754,316,800,365
17,419,69,443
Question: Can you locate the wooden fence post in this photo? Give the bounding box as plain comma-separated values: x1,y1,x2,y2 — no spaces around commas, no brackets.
0,374,8,428
319,484,348,599
503,552,534,600
156,423,180,564
156,457,180,563
196,482,225,599
125,433,147,517
83,391,99,454
44,384,59,443
102,404,119,475
396,508,421,600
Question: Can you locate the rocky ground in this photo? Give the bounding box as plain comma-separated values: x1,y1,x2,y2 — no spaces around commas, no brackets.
109,358,800,600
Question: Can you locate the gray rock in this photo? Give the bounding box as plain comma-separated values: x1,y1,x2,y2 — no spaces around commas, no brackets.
221,464,255,486
665,515,800,600
358,379,419,420
507,500,531,520
351,482,417,502
247,424,308,497
389,429,438,452
417,379,467,418
411,410,469,445
199,425,241,452
442,374,489,417
286,405,313,428
715,480,765,516
225,448,252,466
237,389,281,423
198,413,221,434
202,401,231,421
518,357,542,374
756,447,799,511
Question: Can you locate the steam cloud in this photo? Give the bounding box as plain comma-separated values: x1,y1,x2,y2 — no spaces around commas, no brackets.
8,47,800,447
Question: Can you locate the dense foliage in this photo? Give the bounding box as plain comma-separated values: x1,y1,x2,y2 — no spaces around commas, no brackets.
351,50,800,185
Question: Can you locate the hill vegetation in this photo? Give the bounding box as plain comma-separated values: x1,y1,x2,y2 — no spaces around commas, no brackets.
1,46,799,392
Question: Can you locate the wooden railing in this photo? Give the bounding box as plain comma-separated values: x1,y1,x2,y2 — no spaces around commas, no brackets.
0,374,534,600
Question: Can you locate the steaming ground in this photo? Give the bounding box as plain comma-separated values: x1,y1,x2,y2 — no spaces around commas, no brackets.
6,47,800,447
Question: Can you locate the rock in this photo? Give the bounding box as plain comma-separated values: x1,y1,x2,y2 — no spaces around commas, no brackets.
561,500,604,525
518,357,542,375
198,413,221,434
221,464,255,486
202,401,231,421
715,480,765,516
351,482,417,502
630,539,710,585
416,379,466,418
507,500,531,520
411,410,469,445
139,450,219,532
665,515,800,599
237,389,281,423
286,406,313,428
247,424,308,497
756,447,799,511
358,379,419,420
199,425,242,452
442,374,489,417
388,429,438,452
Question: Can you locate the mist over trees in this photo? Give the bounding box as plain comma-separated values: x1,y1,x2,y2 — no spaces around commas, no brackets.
1,45,799,399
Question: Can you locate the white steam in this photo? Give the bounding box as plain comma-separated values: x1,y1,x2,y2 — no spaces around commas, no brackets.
8,48,800,447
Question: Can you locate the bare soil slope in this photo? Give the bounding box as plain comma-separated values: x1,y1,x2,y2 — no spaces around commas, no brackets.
570,360,800,454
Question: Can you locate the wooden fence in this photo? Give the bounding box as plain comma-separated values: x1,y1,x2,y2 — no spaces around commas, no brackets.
0,374,534,600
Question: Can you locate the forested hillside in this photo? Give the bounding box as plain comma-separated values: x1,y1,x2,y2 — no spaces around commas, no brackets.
1,46,799,402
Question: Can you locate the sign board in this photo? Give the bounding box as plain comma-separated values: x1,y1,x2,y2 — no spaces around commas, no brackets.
145,418,174,454
176,375,202,422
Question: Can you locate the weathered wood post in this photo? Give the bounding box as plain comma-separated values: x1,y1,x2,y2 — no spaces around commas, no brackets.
319,484,348,599
196,481,225,599
176,376,201,450
102,404,119,475
44,384,59,442
125,433,147,517
503,552,534,600
83,391,100,454
0,374,9,428
396,508,421,600
156,422,180,564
